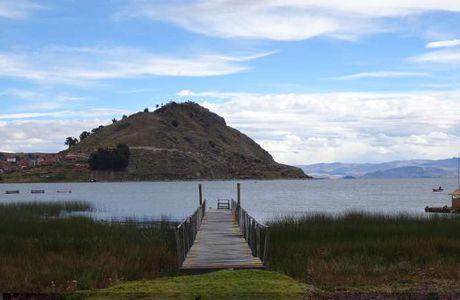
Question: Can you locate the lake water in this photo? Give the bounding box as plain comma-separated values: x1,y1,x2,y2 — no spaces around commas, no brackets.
0,178,457,221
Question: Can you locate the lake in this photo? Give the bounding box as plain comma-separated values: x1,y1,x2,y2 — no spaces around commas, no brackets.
0,178,457,221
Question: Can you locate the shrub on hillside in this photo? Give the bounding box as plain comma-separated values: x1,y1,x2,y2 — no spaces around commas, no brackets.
88,144,130,171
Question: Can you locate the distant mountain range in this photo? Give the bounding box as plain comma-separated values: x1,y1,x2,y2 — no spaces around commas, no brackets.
298,158,460,179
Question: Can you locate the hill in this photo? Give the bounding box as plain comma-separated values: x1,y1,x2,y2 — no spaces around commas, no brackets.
69,102,308,181
360,166,451,179
299,158,459,179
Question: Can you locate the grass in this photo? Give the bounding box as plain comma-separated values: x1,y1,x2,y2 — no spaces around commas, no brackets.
0,201,176,292
72,269,305,300
0,161,90,183
4,202,460,296
268,212,460,291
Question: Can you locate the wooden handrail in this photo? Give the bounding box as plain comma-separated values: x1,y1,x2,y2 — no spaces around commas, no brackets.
231,200,270,266
174,200,206,268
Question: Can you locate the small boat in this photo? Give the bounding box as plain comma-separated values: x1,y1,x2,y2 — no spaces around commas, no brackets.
57,190,72,194
5,190,20,194
433,187,444,192
31,189,45,194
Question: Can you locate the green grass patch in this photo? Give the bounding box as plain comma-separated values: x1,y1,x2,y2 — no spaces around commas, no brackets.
0,201,176,292
268,212,460,290
74,270,305,300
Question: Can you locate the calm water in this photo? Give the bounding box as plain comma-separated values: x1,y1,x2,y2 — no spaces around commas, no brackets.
0,178,457,221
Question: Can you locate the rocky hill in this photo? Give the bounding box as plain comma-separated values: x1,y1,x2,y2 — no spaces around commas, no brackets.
69,102,308,180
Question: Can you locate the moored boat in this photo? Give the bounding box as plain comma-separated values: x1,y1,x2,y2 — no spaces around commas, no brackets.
31,189,45,194
5,190,20,194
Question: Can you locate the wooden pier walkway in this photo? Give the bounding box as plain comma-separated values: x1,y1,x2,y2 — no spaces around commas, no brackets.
180,209,264,273
175,187,270,274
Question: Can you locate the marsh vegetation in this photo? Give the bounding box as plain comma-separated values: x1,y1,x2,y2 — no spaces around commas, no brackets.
269,212,460,290
0,201,176,292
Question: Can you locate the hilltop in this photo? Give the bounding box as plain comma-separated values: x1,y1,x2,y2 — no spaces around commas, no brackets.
67,102,307,181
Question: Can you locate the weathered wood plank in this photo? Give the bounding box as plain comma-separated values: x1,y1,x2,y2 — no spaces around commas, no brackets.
180,209,264,273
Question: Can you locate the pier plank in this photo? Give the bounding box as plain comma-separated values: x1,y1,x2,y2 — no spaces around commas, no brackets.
180,209,264,273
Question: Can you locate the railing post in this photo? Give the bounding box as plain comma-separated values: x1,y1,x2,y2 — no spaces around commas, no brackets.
174,227,182,267
237,183,241,205
263,226,270,266
198,184,203,205
247,216,251,251
181,224,186,260
256,226,261,258
249,218,253,255
252,219,256,256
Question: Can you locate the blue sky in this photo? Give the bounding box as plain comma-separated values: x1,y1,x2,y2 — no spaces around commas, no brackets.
1,0,460,164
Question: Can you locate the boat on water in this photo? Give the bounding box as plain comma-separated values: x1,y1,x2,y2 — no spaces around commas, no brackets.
5,190,20,194
57,190,72,193
426,154,460,213
31,189,45,194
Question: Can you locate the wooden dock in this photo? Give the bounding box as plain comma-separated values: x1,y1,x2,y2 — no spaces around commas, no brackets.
175,185,270,274
180,209,264,273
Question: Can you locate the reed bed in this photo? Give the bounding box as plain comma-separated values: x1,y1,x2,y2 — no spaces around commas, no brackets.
0,201,176,292
268,212,460,289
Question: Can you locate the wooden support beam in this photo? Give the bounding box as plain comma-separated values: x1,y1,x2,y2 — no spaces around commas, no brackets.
237,183,241,205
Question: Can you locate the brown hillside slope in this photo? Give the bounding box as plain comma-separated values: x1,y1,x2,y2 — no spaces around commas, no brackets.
70,102,309,180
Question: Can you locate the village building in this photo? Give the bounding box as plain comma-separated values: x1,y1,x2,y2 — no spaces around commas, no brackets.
450,189,460,209
6,157,17,163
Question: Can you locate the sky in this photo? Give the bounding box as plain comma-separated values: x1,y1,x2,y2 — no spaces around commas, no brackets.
1,0,460,164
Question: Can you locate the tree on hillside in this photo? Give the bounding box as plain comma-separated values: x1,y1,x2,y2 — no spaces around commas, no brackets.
92,125,104,134
116,143,130,160
112,118,117,123
79,131,91,141
65,137,78,148
144,108,149,113
88,144,130,171
122,115,128,119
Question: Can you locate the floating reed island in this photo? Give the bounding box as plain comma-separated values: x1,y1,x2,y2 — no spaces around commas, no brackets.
425,188,460,214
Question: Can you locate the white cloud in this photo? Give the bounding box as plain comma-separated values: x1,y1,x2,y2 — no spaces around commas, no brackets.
426,39,460,48
1,89,94,111
411,49,460,63
331,71,429,80
119,1,460,41
0,109,124,120
0,47,271,84
0,0,41,19
0,120,103,153
177,90,460,164
0,107,128,153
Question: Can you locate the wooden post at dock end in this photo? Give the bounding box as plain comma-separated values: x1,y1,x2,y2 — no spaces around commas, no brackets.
198,184,203,205
237,183,241,205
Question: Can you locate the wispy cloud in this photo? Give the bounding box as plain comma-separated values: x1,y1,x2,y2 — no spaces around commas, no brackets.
411,49,460,63
118,1,460,41
179,89,460,164
0,46,272,84
331,71,429,80
0,0,42,19
0,120,104,153
426,39,460,48
0,108,124,120
1,89,94,111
